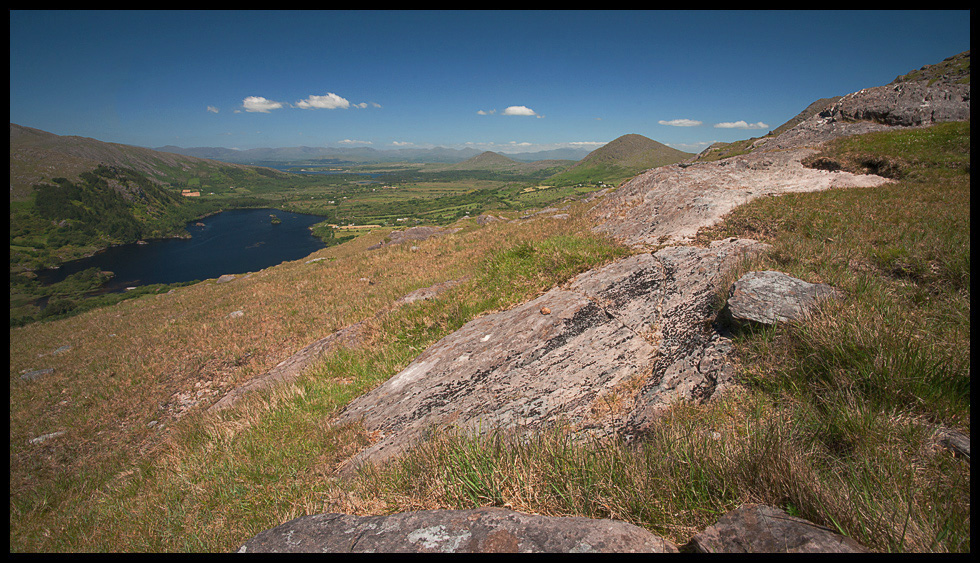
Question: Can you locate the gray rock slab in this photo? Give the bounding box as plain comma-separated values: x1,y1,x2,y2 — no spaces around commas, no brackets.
335,239,769,472
719,270,842,330
590,147,893,249
21,367,55,381
684,503,871,553
933,426,971,462
238,507,678,553
822,80,971,127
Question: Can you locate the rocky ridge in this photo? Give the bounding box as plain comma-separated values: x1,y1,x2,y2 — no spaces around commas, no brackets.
235,53,970,552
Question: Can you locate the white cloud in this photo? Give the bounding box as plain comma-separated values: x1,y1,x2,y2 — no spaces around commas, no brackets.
658,118,703,127
243,96,284,113
206,105,219,114
295,92,351,110
338,139,372,145
391,141,413,146
714,120,769,129
502,105,538,116
477,109,495,115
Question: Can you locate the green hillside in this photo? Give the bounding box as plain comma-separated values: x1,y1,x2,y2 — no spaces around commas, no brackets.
547,133,693,186
891,49,970,85
9,123,291,201
435,150,575,175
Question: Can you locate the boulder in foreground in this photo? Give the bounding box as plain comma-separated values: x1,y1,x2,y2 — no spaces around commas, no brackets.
684,503,871,553
719,270,842,331
238,507,679,553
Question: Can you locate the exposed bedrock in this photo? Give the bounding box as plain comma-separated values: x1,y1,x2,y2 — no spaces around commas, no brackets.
335,238,769,473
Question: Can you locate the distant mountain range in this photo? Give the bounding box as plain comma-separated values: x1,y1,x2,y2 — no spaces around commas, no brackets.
10,123,699,200
153,144,596,165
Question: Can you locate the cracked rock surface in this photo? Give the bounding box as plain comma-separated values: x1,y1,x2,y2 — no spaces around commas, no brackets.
589,146,893,248
685,503,871,553
335,238,768,472
238,507,679,553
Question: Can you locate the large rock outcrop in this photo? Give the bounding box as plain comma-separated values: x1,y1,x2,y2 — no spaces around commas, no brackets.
335,238,768,472
589,147,894,248
238,507,679,553
819,80,970,127
238,504,873,553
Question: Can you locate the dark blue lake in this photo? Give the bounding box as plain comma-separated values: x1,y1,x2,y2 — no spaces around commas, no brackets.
36,208,328,292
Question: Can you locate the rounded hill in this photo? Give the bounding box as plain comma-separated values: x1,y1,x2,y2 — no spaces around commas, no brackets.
548,133,693,186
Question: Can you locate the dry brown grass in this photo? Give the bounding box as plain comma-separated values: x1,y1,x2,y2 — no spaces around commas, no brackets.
9,198,621,551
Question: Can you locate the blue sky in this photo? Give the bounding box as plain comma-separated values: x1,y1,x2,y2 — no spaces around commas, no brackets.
9,10,971,155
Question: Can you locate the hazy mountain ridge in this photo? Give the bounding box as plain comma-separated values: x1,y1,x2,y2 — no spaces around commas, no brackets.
155,143,595,165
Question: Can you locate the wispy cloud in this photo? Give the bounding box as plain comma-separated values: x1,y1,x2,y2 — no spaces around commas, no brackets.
477,109,496,115
296,92,350,110
714,120,769,129
658,118,703,127
391,141,413,146
242,96,284,113
338,139,372,145
206,105,219,114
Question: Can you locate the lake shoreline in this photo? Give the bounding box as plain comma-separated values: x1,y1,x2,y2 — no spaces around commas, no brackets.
34,208,330,291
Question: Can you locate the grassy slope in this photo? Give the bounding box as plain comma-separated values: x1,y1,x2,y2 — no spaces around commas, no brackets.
8,122,969,552
9,123,291,201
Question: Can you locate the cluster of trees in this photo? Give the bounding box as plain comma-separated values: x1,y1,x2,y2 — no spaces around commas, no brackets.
32,165,183,245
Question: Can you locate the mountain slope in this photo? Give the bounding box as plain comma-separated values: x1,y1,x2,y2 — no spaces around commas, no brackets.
447,150,521,171
428,151,575,176
9,123,286,201
548,134,693,185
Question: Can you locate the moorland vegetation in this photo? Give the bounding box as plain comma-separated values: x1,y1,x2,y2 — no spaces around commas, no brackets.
8,51,970,552
9,119,969,552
